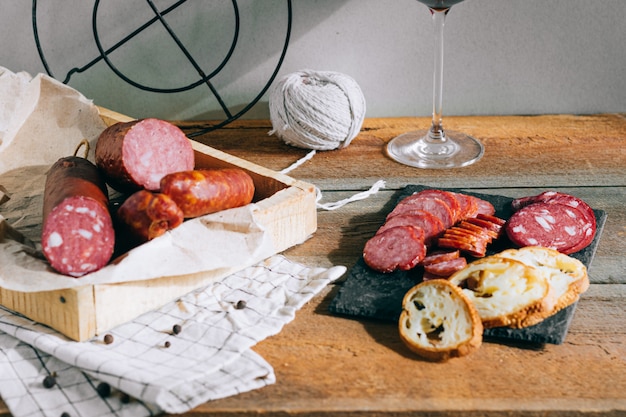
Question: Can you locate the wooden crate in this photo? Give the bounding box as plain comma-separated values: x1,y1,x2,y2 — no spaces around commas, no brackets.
0,108,317,341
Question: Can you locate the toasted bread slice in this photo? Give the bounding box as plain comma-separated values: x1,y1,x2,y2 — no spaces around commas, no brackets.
448,257,554,329
493,246,589,314
399,279,483,361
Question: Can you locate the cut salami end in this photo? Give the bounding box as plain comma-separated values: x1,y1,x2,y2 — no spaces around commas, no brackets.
363,225,427,273
42,196,115,277
96,118,195,192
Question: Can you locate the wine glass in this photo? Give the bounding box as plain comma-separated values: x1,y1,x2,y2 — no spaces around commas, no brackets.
386,0,484,169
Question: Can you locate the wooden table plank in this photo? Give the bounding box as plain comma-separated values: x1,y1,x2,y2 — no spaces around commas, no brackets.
180,114,626,190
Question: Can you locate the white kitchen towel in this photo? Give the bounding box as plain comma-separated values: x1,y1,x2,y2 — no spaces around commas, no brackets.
0,255,346,416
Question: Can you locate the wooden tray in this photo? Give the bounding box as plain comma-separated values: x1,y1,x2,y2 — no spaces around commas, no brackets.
0,108,317,342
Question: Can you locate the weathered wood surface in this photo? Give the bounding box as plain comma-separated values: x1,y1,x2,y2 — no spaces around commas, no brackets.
2,114,625,416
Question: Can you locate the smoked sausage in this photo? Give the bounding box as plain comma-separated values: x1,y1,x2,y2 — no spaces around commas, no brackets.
41,156,115,277
95,118,195,192
159,168,255,218
116,190,184,244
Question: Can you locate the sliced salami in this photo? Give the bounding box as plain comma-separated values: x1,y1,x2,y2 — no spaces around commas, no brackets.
41,156,115,277
505,202,590,254
377,210,445,244
95,118,195,192
387,196,455,229
424,257,468,278
411,190,461,222
421,250,460,266
363,225,427,273
451,192,479,219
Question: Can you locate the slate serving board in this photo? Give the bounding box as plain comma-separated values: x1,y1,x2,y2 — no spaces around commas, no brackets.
328,185,607,345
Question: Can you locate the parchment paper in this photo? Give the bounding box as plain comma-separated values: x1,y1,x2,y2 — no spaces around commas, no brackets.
0,67,277,293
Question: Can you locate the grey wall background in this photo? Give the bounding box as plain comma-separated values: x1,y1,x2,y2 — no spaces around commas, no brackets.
2,0,625,122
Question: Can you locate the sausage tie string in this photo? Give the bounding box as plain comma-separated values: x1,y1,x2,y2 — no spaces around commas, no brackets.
280,150,385,211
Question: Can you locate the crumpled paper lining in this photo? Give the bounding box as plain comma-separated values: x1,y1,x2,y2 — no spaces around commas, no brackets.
0,66,279,292
0,255,347,416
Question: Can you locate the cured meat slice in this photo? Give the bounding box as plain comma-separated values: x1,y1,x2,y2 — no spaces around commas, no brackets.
464,216,504,236
505,202,590,254
452,192,479,219
363,226,427,273
473,197,496,216
424,257,468,278
421,250,460,266
411,190,461,222
387,196,455,229
41,156,115,277
95,118,195,192
457,221,499,240
438,236,487,258
476,213,507,227
377,211,445,244
512,191,595,227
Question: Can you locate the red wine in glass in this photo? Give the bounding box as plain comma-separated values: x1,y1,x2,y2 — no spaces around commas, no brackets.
386,0,484,168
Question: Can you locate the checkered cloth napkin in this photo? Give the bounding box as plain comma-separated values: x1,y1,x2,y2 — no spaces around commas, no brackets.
0,255,346,416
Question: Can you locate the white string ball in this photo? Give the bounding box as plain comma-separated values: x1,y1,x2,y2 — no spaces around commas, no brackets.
268,69,366,151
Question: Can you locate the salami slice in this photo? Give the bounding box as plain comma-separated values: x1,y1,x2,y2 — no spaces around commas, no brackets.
388,196,455,229
95,118,195,192
464,216,504,236
424,257,468,278
377,211,445,244
451,192,479,219
421,250,460,266
41,156,115,277
363,226,427,273
505,202,590,254
411,190,461,222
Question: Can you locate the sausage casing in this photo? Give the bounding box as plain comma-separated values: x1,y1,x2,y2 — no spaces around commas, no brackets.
41,156,115,277
160,168,255,218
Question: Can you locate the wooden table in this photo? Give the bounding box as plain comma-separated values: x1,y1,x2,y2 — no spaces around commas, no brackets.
2,114,625,416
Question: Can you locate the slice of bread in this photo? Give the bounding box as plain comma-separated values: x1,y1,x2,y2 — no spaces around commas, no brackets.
448,257,554,329
493,246,589,315
399,279,483,361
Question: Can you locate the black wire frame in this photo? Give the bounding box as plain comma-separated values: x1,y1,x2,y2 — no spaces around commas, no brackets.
31,0,293,136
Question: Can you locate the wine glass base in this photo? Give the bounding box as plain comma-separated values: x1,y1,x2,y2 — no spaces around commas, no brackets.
386,129,484,169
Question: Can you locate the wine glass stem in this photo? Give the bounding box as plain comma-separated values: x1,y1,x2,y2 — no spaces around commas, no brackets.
429,8,448,142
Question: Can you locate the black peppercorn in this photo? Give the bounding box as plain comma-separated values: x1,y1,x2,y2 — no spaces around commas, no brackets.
103,334,114,345
236,300,247,309
43,374,56,388
172,324,182,335
96,382,111,398
164,341,171,348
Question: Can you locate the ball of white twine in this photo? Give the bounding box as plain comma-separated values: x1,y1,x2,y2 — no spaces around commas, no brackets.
268,69,366,151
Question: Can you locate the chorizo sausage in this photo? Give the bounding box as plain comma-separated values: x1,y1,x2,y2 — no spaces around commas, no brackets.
41,156,115,277
95,118,195,192
116,190,184,244
159,168,255,218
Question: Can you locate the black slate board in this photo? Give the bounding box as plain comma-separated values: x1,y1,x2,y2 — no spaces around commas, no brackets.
328,185,607,345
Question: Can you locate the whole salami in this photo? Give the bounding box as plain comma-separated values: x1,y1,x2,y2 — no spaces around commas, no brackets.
116,190,184,244
160,168,255,218
95,118,195,192
41,156,115,277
